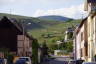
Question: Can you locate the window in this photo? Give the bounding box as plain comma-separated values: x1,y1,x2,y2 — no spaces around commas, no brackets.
88,22,90,37
91,18,94,35
17,35,24,41
95,16,96,34
18,41,23,47
89,44,91,58
81,48,83,57
81,32,83,41
85,42,88,56
93,18,95,34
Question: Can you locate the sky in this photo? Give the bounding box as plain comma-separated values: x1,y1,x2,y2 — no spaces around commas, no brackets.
0,0,87,19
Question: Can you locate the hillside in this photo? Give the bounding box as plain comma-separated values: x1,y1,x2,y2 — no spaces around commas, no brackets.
0,13,81,45
0,13,62,30
38,15,73,21
0,13,32,19
29,20,81,45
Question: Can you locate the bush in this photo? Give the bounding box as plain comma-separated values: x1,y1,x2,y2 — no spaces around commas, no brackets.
42,41,48,57
0,48,14,64
32,39,39,64
7,53,14,64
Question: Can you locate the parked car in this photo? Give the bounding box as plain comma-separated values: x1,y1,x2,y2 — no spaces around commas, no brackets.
0,58,7,64
15,59,26,64
13,57,19,64
76,59,84,64
18,57,32,64
82,62,96,64
68,60,76,64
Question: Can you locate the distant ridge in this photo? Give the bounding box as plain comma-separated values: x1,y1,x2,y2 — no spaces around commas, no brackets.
38,15,73,21
0,13,63,30
0,13,81,44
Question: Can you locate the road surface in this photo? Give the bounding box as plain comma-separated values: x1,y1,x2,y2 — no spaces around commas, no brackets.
42,57,71,64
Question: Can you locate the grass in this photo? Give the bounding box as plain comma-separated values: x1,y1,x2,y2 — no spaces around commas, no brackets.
0,13,81,45
29,20,81,45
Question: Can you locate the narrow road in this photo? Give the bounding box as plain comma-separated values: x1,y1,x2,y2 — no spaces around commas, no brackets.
42,57,70,64
48,57,68,64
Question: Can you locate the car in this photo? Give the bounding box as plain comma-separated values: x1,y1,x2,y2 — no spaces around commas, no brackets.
0,58,7,64
15,59,26,64
75,59,84,64
18,57,32,64
82,62,96,64
68,60,76,64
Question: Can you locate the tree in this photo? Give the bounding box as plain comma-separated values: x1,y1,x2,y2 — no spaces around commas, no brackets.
0,48,14,64
32,39,39,64
42,40,48,57
64,41,73,52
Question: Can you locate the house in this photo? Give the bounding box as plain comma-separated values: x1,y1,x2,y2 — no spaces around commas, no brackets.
84,0,96,62
0,16,33,57
84,0,96,13
74,0,96,62
73,18,88,61
73,27,81,60
64,27,74,42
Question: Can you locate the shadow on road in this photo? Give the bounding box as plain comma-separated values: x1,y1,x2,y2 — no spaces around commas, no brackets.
41,58,68,64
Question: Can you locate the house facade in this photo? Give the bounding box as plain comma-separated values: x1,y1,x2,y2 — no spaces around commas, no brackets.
84,0,96,62
0,16,33,57
73,27,81,60
74,0,96,62
87,11,96,62
65,27,74,42
73,18,88,61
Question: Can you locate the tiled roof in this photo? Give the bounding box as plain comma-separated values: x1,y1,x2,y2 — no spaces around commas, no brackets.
76,18,87,34
88,0,96,3
0,16,33,40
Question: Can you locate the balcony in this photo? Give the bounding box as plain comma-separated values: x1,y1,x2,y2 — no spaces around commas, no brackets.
91,8,96,14
89,6,96,16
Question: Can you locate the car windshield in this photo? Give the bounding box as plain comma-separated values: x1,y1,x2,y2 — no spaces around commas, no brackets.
16,59,26,64
0,59,3,64
83,63,96,64
19,58,29,61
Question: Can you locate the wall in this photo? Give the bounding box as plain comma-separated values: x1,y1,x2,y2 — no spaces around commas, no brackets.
17,35,32,56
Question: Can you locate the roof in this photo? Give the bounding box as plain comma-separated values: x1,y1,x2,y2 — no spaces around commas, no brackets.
84,0,96,11
0,16,33,40
88,0,96,3
75,18,87,34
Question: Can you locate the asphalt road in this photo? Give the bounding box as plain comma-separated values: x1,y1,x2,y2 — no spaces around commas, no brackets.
42,57,70,64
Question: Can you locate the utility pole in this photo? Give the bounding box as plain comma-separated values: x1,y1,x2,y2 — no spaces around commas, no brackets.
82,14,84,20
9,9,12,18
10,9,12,14
21,20,26,56
21,21,31,56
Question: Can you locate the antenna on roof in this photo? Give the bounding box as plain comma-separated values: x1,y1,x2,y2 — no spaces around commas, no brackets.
10,9,12,18
10,9,12,14
81,14,84,20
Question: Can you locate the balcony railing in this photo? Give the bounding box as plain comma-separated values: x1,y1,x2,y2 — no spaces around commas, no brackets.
90,7,96,14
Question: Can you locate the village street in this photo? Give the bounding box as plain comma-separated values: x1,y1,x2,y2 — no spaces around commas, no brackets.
41,56,70,64
1,0,96,64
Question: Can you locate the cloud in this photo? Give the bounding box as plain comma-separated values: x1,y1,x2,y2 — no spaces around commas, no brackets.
0,0,33,6
0,0,12,5
33,4,87,19
0,0,85,19
0,0,81,6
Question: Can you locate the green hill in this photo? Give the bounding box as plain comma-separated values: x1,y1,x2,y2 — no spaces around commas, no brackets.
0,13,31,19
38,15,73,21
29,20,81,44
0,13,62,30
0,13,81,45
